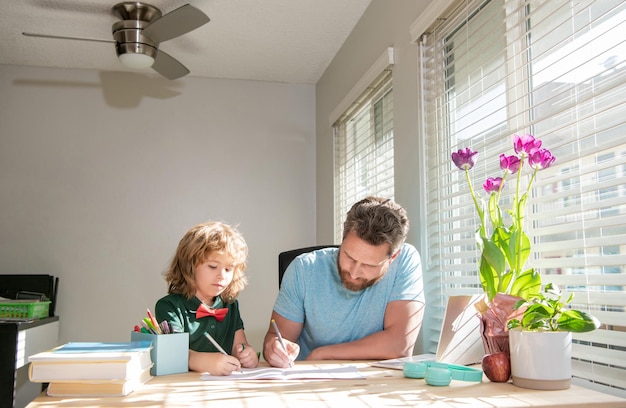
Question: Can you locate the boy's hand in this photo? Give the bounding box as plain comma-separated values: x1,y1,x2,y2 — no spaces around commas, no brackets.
189,350,241,376
234,343,259,368
209,353,242,375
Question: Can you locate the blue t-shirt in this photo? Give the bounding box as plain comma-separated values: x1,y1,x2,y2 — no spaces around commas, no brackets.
273,244,424,360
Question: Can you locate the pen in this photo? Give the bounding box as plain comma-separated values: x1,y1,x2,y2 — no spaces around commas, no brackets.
271,319,293,368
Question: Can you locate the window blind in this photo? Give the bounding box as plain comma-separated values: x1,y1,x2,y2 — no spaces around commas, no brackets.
333,71,394,243
420,0,626,395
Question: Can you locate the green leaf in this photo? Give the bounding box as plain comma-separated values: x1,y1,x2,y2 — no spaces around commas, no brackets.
545,282,560,296
493,226,512,266
507,319,521,330
512,299,527,311
522,303,553,330
558,310,601,333
508,230,530,272
499,271,513,294
510,268,541,299
488,193,503,228
482,238,506,274
479,256,497,302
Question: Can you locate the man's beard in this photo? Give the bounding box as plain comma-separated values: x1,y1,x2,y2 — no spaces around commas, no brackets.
337,260,383,292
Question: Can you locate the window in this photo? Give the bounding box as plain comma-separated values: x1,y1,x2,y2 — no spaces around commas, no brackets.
333,52,395,242
420,0,626,395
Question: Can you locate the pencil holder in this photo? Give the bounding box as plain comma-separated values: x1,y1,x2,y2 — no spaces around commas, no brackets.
131,331,189,375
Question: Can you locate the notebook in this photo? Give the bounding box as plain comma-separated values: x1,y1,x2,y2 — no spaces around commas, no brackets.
372,294,484,369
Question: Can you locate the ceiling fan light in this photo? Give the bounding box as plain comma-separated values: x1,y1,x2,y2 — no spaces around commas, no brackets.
118,52,155,70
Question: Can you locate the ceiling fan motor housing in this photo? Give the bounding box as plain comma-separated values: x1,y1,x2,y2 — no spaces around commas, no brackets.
112,19,157,60
111,3,161,62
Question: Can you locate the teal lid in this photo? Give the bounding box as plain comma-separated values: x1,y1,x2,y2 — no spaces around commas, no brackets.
402,361,483,385
425,366,452,386
402,362,427,379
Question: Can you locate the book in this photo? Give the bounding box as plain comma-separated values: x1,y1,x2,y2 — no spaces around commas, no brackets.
29,341,153,382
200,365,364,381
46,366,153,397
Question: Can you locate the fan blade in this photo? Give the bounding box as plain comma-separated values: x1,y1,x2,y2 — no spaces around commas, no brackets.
22,32,113,44
151,49,189,80
142,4,209,43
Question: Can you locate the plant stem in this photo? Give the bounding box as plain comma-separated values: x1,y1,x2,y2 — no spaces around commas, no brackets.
466,169,486,238
514,158,525,277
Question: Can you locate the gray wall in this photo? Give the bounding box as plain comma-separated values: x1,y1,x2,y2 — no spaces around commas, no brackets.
0,66,316,351
316,0,428,247
315,0,433,352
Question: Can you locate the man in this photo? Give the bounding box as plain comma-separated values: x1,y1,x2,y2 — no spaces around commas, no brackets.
263,196,425,367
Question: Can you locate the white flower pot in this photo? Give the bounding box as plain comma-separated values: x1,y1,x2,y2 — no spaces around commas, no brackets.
509,329,572,390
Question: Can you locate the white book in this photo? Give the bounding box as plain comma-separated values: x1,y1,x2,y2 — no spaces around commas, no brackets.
28,341,153,382
46,366,153,397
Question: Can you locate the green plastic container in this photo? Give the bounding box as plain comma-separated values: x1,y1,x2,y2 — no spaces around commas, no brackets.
0,300,50,319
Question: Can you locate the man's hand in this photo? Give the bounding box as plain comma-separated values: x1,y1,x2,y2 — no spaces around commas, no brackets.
264,335,299,368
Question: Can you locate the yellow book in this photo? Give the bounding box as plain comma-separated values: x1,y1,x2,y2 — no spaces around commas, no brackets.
46,366,153,397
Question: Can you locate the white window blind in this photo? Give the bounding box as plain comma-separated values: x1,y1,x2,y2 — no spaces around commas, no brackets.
421,0,626,395
333,71,394,242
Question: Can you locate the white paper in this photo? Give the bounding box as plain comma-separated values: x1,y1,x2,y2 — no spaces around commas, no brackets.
201,365,364,380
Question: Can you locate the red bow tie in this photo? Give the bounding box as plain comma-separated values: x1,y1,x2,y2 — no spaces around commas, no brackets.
196,303,228,322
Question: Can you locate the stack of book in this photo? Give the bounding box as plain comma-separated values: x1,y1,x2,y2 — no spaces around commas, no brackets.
28,340,153,397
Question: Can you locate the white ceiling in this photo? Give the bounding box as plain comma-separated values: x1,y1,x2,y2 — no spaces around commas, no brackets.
0,0,372,84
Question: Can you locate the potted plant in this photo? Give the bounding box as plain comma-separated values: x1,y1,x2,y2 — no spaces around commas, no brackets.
506,282,600,390
451,134,556,302
451,134,556,382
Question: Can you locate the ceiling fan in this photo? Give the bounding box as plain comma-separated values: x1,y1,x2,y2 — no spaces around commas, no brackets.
23,2,210,80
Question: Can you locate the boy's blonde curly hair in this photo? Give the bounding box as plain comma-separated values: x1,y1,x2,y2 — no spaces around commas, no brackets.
164,221,248,303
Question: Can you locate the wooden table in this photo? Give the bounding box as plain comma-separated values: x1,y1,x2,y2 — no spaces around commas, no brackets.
26,361,626,407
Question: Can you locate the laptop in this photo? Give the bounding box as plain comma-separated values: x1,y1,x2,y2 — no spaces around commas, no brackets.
372,294,484,369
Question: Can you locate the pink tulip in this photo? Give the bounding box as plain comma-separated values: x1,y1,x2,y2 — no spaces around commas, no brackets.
483,177,503,194
500,154,521,173
451,148,478,170
529,148,556,169
514,134,542,156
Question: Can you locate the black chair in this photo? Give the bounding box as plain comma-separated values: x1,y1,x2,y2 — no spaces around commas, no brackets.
278,245,338,288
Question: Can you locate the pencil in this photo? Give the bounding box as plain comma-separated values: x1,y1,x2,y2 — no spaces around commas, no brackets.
271,319,293,368
205,332,243,373
204,332,228,355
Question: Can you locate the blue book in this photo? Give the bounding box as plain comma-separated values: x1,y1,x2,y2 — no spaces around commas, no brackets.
53,341,152,353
